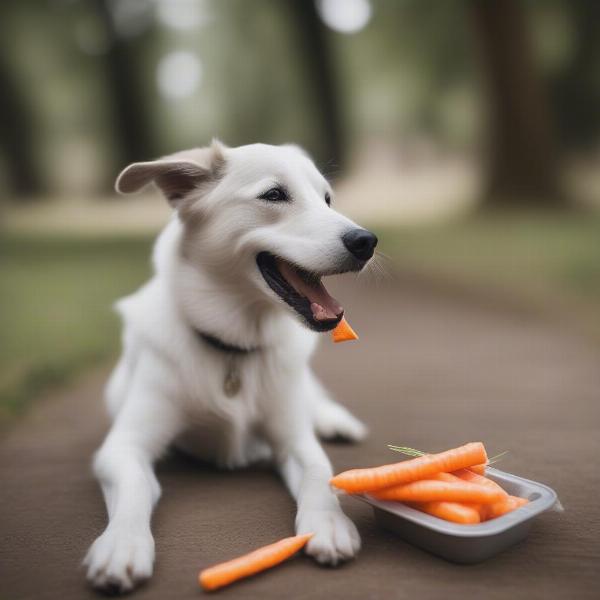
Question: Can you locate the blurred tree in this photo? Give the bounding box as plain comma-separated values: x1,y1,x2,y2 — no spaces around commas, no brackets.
285,0,344,170
550,0,600,152
470,0,561,205
92,0,156,168
214,0,343,172
0,55,42,198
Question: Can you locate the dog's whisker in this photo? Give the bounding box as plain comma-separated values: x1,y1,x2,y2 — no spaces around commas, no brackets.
356,252,391,287
373,252,393,280
357,264,381,287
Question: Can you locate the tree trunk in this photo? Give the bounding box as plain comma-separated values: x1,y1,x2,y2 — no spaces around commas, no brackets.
0,55,43,198
550,0,600,152
93,0,155,170
470,0,561,205
285,0,344,172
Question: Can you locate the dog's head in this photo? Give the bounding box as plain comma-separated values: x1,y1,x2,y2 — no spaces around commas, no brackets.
116,142,377,332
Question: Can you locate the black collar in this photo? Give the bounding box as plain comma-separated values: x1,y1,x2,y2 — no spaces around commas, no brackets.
195,329,259,355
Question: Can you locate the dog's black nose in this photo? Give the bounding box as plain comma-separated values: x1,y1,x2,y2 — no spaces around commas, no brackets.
342,229,378,261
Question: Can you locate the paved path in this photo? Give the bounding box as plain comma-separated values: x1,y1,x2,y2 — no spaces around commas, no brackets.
2,276,599,599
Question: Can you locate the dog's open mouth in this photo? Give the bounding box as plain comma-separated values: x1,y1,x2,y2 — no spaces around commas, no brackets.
256,252,344,332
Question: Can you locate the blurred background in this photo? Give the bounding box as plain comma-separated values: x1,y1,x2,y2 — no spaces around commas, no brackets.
1,0,599,421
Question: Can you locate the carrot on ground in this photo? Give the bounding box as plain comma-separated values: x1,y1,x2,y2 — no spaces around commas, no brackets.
409,501,481,524
331,317,359,343
371,479,505,504
199,533,313,592
330,442,488,493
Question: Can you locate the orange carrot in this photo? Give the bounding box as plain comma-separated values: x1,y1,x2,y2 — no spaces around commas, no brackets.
453,469,527,520
387,446,489,475
452,469,507,495
388,444,492,475
406,474,482,523
331,317,359,343
199,533,313,591
469,464,486,475
409,501,481,524
431,471,464,483
484,496,529,520
371,479,505,504
330,442,487,493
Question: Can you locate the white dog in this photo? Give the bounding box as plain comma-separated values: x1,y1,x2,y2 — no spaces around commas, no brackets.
84,141,378,593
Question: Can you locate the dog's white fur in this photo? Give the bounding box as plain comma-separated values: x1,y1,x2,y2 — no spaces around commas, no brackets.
84,142,370,593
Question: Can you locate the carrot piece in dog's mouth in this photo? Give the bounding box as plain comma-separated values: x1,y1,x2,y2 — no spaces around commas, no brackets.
277,260,343,322
332,317,358,343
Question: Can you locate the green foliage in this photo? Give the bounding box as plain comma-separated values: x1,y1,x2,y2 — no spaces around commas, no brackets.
0,234,153,419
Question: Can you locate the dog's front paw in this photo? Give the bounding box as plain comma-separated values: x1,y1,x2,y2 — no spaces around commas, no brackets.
297,508,361,566
84,527,154,594
314,401,368,442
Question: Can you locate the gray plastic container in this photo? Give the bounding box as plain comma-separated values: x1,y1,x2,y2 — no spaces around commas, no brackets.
358,467,558,563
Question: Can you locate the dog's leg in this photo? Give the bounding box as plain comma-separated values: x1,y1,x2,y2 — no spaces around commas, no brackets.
104,354,133,418
105,332,144,418
84,352,183,594
306,371,367,442
265,375,361,565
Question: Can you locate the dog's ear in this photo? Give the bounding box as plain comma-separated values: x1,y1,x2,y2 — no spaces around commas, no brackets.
115,140,227,208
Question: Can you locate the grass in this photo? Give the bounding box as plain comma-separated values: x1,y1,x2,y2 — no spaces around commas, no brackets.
0,234,153,420
377,210,600,334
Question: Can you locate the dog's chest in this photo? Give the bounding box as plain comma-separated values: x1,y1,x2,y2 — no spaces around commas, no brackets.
176,352,275,466
182,350,267,422
178,328,310,429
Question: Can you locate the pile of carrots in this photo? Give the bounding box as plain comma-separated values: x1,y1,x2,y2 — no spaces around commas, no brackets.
330,442,529,524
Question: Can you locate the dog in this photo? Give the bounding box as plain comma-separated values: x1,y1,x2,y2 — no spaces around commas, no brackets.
83,141,378,593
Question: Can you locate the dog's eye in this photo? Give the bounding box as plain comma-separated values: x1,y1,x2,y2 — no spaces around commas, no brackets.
259,187,289,202
325,192,331,206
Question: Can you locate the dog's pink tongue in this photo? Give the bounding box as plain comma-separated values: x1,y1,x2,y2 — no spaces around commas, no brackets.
278,261,343,321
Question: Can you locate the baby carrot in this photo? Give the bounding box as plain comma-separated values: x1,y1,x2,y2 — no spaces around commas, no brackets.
332,317,359,343
330,442,487,493
199,533,313,591
371,479,505,504
409,501,481,524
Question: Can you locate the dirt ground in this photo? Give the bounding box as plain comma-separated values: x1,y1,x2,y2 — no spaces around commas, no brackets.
1,275,599,599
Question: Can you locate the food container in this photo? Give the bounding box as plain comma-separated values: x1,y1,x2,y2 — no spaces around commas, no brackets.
358,467,558,563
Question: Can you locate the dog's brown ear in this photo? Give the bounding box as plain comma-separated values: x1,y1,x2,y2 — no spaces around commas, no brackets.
115,140,227,207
